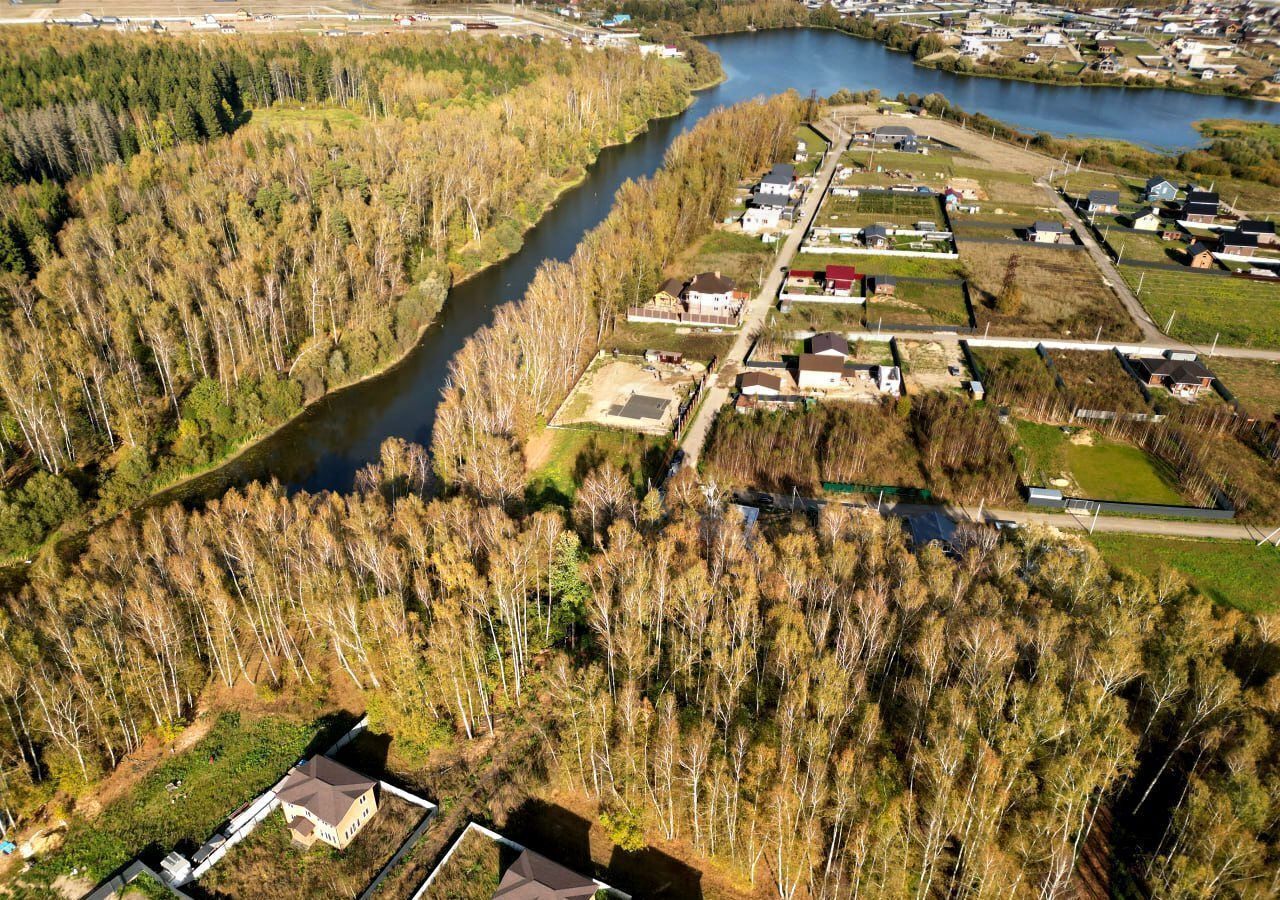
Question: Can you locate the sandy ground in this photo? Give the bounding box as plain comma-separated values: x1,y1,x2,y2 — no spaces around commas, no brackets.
897,340,969,392
553,355,703,436
833,106,1059,177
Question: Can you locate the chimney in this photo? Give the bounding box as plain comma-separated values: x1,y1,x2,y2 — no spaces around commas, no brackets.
714,270,721,278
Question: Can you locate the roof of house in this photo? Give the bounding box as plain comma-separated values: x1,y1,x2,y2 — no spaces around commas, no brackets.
864,224,889,238
1134,208,1160,220
1033,220,1065,232
1185,189,1219,205
824,264,860,282
740,371,783,391
788,269,817,278
798,353,846,373
1145,175,1176,189
1088,190,1120,204
750,191,790,208
872,274,898,286
875,125,916,137
1183,201,1218,216
810,332,849,356
1238,220,1275,235
288,816,315,838
277,757,375,827
492,849,598,900
1221,230,1258,248
687,271,735,294
657,276,684,297
1187,241,1212,256
908,511,957,549
761,163,795,185
1131,356,1214,385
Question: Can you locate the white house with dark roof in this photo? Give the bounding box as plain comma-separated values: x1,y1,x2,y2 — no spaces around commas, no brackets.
758,163,795,197
684,271,737,316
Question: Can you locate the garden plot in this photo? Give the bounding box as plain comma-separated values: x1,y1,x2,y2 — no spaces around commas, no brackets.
865,281,971,327
963,242,1140,340
896,340,970,392
552,353,703,435
815,191,942,230
1013,420,1184,504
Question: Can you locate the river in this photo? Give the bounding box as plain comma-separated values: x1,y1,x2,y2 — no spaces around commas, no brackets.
153,27,1280,506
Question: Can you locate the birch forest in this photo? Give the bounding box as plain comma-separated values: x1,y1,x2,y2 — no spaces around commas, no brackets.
0,30,702,555
1,447,1277,897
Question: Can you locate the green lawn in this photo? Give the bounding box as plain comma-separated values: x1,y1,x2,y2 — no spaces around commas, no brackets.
791,252,960,279
794,125,829,176
1066,436,1184,505
1012,421,1184,505
1091,534,1280,612
1209,356,1280,418
248,106,365,131
1120,266,1280,350
866,281,970,327
14,712,354,890
526,427,667,506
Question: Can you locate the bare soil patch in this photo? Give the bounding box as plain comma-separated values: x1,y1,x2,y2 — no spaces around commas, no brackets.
552,354,703,436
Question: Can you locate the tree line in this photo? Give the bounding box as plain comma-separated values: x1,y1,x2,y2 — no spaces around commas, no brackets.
0,32,700,557
1,438,1276,898
430,93,803,500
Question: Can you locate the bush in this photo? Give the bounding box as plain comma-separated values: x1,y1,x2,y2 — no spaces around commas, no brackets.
0,470,82,558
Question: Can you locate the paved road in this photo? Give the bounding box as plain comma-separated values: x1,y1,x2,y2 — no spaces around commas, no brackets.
739,491,1280,543
679,117,849,468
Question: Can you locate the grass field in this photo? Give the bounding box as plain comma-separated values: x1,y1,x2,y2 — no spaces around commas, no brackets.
525,427,668,506
1012,420,1183,504
794,125,829,176
247,106,365,132
201,797,424,900
1120,266,1280,349
1090,534,1280,612
422,827,507,899
780,301,866,334
963,242,1140,339
865,280,971,327
1106,229,1190,265
14,712,354,891
1067,437,1183,504
791,252,961,279
815,192,942,229
608,321,736,361
1208,357,1280,418
675,229,776,296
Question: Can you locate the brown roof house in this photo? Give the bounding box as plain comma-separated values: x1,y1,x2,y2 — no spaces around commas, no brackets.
684,271,738,317
493,848,600,900
1186,241,1214,269
1130,355,1214,399
278,756,378,850
796,353,846,389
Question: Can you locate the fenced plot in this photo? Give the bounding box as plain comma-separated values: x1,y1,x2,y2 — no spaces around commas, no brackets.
551,353,703,436
1013,420,1185,505
865,281,971,328
815,191,943,229
1120,266,1280,350
1047,350,1151,415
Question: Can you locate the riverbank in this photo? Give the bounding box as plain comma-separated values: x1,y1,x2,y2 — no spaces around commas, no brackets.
4,75,718,581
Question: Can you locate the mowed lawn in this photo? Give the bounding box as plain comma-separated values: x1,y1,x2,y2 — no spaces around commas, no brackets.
1067,437,1183,505
1121,266,1280,350
1091,534,1280,612
525,427,668,505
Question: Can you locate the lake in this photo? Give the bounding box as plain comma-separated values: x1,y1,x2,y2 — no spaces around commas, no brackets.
152,27,1280,506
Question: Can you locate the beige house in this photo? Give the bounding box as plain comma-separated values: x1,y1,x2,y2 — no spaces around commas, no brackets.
278,756,378,850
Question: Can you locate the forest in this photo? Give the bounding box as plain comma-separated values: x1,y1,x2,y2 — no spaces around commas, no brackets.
0,438,1277,898
0,30,704,558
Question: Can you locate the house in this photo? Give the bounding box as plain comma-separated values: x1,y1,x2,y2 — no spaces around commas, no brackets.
684,271,738,316
961,35,990,57
494,849,599,900
742,205,781,232
899,134,920,153
876,364,902,396
1130,355,1215,398
810,332,848,357
1086,190,1120,213
1186,241,1215,268
1028,220,1067,243
873,125,916,146
871,275,897,296
1220,229,1258,256
796,354,846,389
739,371,783,396
1094,55,1123,74
758,164,795,197
1182,190,1219,223
942,188,963,210
863,224,891,249
278,757,378,851
908,511,957,553
1022,51,1041,63
652,277,685,308
823,265,861,295
1238,220,1276,246
1131,209,1162,232
1145,176,1179,203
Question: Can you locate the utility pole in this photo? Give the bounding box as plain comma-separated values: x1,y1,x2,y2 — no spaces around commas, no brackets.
1090,504,1100,533
1137,271,1145,295
1165,309,1176,333
1210,332,1219,355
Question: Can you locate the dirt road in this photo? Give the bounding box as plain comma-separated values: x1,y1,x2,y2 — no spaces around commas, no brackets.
678,117,850,469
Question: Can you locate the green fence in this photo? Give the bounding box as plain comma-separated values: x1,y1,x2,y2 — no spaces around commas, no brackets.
822,482,932,502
